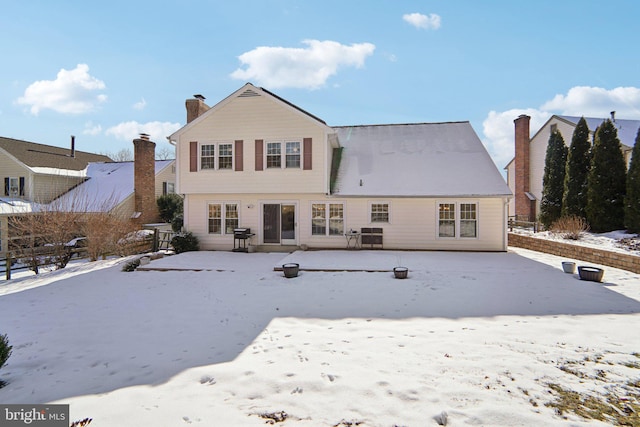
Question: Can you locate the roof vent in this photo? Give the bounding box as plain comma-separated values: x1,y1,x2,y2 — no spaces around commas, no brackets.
239,89,260,98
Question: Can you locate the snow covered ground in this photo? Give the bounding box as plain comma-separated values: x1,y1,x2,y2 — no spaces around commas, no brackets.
0,246,639,426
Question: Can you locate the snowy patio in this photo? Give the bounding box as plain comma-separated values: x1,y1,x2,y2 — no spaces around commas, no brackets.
0,248,639,426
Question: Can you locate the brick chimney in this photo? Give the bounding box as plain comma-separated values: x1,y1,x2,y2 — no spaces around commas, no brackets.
133,133,159,224
514,115,533,220
185,94,210,124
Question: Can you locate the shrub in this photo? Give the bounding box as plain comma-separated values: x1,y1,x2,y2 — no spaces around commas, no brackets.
0,333,12,387
156,194,183,224
121,258,141,272
550,215,590,240
171,214,184,233
171,232,199,254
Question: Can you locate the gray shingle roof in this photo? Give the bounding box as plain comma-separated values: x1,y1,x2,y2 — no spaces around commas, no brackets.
0,136,112,171
332,122,512,197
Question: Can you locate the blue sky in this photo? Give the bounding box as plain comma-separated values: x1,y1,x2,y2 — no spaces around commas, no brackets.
2,0,639,169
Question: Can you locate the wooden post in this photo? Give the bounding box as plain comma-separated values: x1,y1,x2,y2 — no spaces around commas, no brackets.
6,252,11,280
152,229,159,252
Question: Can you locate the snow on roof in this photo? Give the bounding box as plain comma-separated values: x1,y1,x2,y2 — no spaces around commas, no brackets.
558,115,640,148
332,122,512,197
0,198,39,214
54,160,173,212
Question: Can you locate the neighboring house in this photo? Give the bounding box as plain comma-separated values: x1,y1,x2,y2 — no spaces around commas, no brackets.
0,135,175,254
0,136,112,203
168,83,512,252
53,135,175,225
506,113,640,221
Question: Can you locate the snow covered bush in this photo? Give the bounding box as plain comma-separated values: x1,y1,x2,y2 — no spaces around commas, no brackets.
171,232,199,254
550,215,590,240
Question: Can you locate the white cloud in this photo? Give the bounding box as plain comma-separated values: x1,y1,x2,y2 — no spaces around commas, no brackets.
83,122,103,136
133,98,147,111
481,109,551,169
105,121,181,143
403,13,441,30
230,39,376,89
16,64,107,115
541,86,640,118
480,86,640,170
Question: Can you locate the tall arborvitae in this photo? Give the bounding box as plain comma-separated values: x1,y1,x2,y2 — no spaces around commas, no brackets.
562,117,591,218
539,130,568,228
624,127,640,233
586,119,627,232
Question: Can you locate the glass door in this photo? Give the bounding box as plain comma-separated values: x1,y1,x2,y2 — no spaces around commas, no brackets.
263,203,296,245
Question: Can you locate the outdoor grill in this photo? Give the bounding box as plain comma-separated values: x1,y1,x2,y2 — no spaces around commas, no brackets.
232,228,255,252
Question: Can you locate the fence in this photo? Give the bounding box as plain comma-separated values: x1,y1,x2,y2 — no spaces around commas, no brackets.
508,215,541,233
1,233,161,280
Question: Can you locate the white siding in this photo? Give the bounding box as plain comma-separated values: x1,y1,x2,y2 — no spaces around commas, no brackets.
185,194,507,252
177,95,328,195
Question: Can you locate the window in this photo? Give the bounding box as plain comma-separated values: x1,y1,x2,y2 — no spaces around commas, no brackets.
266,142,281,168
286,142,301,168
200,143,233,170
264,141,303,169
312,203,344,236
460,203,477,238
438,203,456,237
225,204,239,234
208,203,239,235
218,143,233,169
162,182,175,195
370,203,389,223
9,178,19,197
438,202,478,238
201,144,215,170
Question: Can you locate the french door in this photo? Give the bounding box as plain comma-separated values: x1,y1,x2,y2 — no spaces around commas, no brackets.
263,203,296,245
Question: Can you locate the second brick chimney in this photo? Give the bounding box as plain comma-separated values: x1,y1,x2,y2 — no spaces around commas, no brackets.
186,94,210,124
514,115,535,221
133,133,159,224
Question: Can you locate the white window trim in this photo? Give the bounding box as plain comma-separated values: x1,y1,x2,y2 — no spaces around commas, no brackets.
264,139,303,170
310,201,346,237
436,200,479,239
368,200,391,224
206,201,241,235
199,141,234,171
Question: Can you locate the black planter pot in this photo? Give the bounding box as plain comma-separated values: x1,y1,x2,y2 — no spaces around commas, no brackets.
578,266,604,282
393,267,408,279
283,263,299,278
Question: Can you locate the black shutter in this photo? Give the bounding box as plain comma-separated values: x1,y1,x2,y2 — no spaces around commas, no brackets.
4,178,8,196
19,177,25,196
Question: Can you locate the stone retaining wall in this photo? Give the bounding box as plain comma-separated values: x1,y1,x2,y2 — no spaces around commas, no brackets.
508,233,640,274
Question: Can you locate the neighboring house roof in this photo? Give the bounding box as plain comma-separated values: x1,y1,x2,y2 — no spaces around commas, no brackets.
556,115,640,149
333,122,512,197
0,136,112,171
54,160,174,212
0,198,38,215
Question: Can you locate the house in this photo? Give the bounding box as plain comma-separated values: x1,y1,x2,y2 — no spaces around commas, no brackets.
506,113,640,221
168,83,512,252
0,135,112,203
0,135,175,254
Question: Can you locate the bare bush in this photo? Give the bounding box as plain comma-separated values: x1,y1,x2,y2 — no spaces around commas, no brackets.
550,215,590,240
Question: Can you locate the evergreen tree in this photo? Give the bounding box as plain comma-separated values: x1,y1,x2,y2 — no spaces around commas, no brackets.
586,119,627,232
624,127,640,233
539,130,568,228
562,117,591,218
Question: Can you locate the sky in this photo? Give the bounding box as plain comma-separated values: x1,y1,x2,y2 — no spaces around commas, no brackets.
1,243,639,425
2,0,640,170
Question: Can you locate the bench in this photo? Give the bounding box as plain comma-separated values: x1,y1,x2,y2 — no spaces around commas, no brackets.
360,227,383,249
